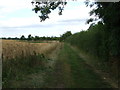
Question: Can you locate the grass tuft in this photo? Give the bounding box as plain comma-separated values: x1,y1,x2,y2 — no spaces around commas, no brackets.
2,53,48,87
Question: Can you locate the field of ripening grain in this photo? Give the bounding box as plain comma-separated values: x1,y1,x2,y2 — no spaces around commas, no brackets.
2,40,59,61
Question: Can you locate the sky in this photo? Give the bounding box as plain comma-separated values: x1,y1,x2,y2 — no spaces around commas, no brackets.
0,0,92,38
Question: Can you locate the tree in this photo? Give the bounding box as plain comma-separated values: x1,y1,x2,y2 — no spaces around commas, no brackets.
28,34,32,41
85,1,120,26
20,35,26,40
31,0,67,22
85,1,120,57
60,31,72,42
34,36,40,41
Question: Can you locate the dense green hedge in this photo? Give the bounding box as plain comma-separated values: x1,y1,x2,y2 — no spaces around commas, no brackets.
66,22,120,62
66,23,107,60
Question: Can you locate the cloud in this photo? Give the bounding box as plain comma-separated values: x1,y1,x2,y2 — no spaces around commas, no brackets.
0,24,55,29
58,18,88,23
0,1,91,38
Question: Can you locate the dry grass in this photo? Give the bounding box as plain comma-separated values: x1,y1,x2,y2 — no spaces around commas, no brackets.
2,40,59,60
2,40,59,87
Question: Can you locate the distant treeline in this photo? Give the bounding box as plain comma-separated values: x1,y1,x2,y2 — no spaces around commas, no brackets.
2,34,59,41
1,31,72,41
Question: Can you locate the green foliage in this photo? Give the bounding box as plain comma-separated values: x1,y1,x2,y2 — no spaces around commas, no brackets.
66,23,107,60
64,2,119,83
65,22,119,82
2,37,19,40
60,31,72,42
19,34,60,41
28,34,32,40
20,35,26,40
34,36,40,41
31,0,67,22
85,1,120,57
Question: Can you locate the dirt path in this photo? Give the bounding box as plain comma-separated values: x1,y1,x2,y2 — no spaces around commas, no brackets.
43,43,112,88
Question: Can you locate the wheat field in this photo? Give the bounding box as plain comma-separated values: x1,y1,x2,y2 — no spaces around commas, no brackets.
2,40,59,60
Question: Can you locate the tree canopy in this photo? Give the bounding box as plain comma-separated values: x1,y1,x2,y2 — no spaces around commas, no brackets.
86,1,120,56
60,31,72,42
31,0,67,22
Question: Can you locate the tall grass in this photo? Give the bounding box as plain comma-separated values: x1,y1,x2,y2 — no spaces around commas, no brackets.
2,53,48,87
2,40,59,87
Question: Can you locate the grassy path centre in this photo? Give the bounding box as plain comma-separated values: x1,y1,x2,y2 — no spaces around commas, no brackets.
44,43,112,88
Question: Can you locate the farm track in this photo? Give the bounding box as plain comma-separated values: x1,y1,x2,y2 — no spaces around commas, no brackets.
43,43,112,88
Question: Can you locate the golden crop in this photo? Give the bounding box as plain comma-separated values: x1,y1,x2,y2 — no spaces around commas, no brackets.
2,40,59,60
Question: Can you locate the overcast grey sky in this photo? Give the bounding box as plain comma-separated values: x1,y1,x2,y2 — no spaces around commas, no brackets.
0,0,92,38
